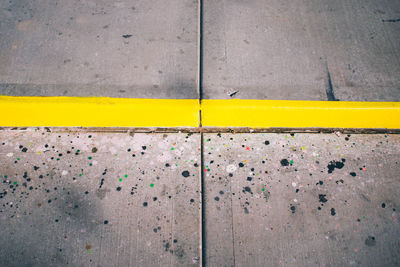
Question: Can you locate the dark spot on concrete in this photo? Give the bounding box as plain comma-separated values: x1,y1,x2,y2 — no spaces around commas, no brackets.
280,159,289,166
91,147,98,153
104,220,108,224
247,177,252,181
116,186,121,191
33,166,39,171
290,206,296,213
143,202,148,207
382,203,386,208
21,147,27,152
327,160,345,173
365,236,376,246
243,186,252,194
122,34,132,38
244,207,249,214
238,162,244,167
331,208,336,216
350,172,356,177
265,141,270,145
164,242,170,251
182,171,190,177
382,18,400,22
319,194,328,203
263,190,271,202
214,196,220,201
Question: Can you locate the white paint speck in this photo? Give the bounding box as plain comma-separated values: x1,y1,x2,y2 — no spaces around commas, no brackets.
226,164,237,173
292,182,297,187
62,170,68,176
6,153,13,157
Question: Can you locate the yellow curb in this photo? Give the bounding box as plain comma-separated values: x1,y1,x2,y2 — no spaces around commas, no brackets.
0,96,200,127
201,99,400,129
1,96,399,129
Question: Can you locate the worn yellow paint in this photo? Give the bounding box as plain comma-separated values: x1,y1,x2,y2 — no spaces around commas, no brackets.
1,96,399,129
201,99,400,129
0,96,200,127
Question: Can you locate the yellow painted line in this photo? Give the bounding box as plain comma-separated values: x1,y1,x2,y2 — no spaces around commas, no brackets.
0,96,200,127
201,100,400,129
1,96,399,129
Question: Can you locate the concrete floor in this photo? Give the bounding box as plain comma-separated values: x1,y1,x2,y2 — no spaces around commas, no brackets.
0,1,400,266
203,0,400,101
0,131,201,266
0,0,199,99
1,130,400,266
0,0,399,100
204,133,400,266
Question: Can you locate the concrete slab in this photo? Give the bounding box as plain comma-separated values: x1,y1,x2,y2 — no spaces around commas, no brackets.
0,0,199,99
0,130,201,266
203,0,400,101
203,133,400,266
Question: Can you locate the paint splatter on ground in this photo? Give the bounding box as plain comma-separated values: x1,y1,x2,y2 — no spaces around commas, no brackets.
0,130,200,266
1,131,400,266
204,133,400,266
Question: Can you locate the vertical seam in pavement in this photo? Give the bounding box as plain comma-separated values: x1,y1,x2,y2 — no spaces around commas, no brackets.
200,133,206,267
230,173,236,266
198,0,206,266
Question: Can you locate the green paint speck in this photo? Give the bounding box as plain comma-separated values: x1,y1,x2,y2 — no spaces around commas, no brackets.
124,174,128,178
88,156,92,160
17,158,20,160
79,174,82,177
171,147,174,150
89,163,92,166
150,183,154,187
119,178,122,182
13,181,18,185
261,188,265,192
88,249,92,253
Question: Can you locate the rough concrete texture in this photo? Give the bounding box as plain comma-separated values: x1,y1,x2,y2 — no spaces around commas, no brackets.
0,131,201,266
0,0,198,99
204,133,400,266
203,0,400,101
2,1,400,101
